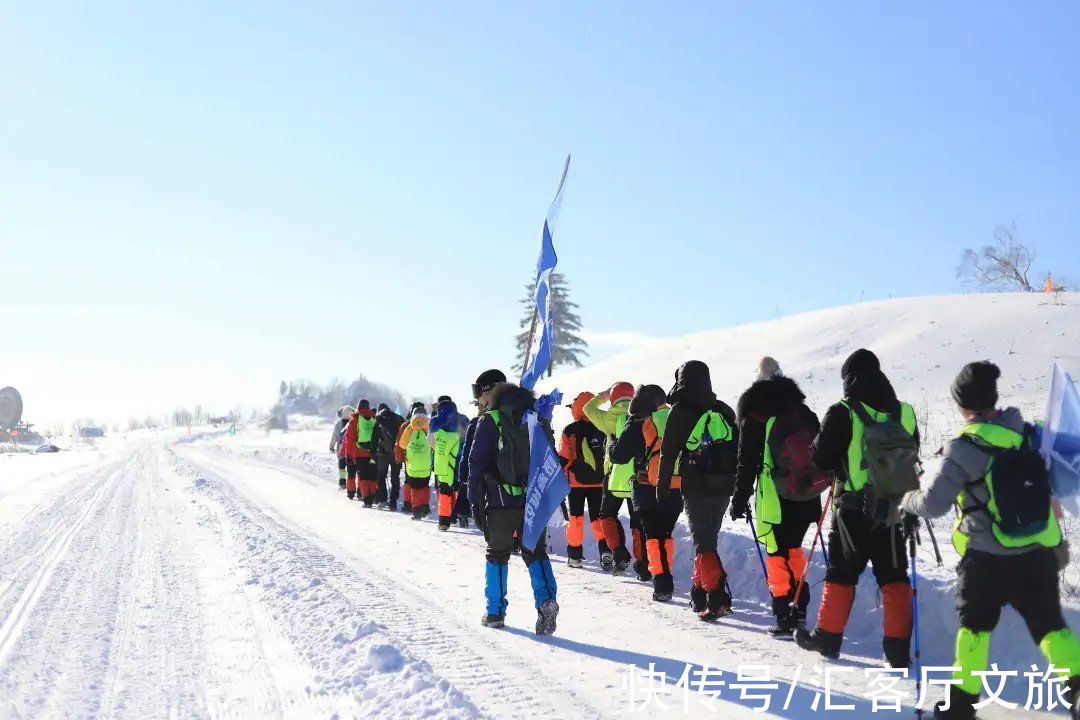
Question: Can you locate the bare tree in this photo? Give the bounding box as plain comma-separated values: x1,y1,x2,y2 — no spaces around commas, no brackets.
957,223,1036,292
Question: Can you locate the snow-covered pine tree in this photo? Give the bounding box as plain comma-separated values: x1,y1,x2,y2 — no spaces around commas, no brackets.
514,272,588,377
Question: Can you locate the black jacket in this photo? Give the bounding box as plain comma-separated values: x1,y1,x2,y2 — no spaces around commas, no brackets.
811,349,918,477
733,376,820,509
657,399,737,496
608,384,666,474
372,408,405,459
467,383,538,509
658,361,737,496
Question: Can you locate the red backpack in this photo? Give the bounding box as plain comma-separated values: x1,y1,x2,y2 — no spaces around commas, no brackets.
766,412,833,501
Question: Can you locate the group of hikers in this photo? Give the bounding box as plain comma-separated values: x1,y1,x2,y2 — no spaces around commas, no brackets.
329,351,1080,719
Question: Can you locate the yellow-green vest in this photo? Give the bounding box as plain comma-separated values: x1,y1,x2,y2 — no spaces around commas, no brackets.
405,426,432,478
434,428,460,482
607,414,635,498
839,400,916,492
951,422,1062,556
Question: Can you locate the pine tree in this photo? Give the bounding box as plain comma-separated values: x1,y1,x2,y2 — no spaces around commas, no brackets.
514,272,588,376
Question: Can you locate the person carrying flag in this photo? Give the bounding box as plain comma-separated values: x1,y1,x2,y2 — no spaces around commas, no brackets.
468,378,559,635
901,361,1080,719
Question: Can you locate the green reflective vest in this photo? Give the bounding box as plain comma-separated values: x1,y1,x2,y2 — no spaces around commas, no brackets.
488,411,524,497
840,400,917,492
355,415,375,448
608,413,635,498
433,428,460,482
951,422,1062,556
405,426,432,478
754,416,785,553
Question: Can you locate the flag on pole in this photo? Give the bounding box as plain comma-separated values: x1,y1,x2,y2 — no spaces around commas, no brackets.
520,154,571,391
522,390,570,552
1041,362,1080,515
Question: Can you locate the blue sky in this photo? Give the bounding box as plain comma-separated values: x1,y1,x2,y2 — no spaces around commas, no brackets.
2,2,1078,426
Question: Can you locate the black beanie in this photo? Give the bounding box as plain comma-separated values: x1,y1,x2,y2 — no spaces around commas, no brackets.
951,361,1001,411
376,402,389,413
357,399,370,410
437,395,452,405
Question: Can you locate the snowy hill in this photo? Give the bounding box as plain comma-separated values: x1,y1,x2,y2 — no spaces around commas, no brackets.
544,292,1080,446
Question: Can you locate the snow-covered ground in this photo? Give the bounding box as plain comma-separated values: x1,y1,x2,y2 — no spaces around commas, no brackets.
0,293,1076,719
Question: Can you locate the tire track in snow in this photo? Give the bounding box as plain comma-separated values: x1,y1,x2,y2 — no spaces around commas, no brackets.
176,449,572,719
0,457,117,666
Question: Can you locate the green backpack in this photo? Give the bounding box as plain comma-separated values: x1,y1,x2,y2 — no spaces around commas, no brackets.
847,401,919,517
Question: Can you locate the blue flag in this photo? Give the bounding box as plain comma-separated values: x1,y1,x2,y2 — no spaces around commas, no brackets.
520,154,570,391
522,390,571,552
1040,362,1080,515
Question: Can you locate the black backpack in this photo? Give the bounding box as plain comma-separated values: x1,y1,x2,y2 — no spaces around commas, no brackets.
685,411,739,477
494,411,532,489
966,424,1052,540
768,411,832,501
572,427,606,486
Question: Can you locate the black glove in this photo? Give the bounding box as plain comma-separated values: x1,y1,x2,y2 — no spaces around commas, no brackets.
656,485,671,503
472,504,487,532
901,511,920,538
729,497,750,522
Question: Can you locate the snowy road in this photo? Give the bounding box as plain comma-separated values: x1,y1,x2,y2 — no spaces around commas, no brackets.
0,431,1060,718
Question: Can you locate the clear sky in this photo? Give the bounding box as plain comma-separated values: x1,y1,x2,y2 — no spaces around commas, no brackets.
2,2,1078,428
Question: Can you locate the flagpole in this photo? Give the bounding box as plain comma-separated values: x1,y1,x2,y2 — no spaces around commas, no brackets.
521,307,539,384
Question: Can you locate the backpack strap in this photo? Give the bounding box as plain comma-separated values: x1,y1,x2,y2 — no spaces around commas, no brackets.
847,400,879,426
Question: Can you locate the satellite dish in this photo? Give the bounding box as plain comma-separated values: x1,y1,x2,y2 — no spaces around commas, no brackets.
0,387,24,431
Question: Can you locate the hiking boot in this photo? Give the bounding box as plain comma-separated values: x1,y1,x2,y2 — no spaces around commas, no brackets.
689,586,707,613
457,516,470,529
377,501,390,510
933,687,978,719
599,552,614,572
535,599,559,636
402,502,412,513
697,608,727,622
768,606,798,638
883,636,911,669
794,627,842,660
652,591,673,602
633,560,652,582
481,614,505,629
339,479,347,490
346,491,355,500
362,499,374,508
567,557,584,569
437,524,449,532
612,557,630,576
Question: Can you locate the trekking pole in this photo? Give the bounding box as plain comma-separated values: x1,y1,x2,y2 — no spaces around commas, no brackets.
790,485,835,611
559,499,570,522
924,521,943,567
746,509,770,593
909,531,924,718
